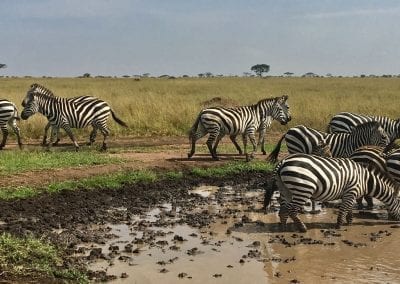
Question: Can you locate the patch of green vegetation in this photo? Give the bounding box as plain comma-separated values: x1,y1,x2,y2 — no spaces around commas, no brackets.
190,160,273,177
0,150,122,175
0,160,273,200
0,233,88,283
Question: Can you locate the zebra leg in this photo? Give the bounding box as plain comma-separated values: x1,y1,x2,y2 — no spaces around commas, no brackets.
365,196,374,210
245,130,257,162
206,129,220,160
230,135,243,155
212,133,225,157
87,127,98,146
9,119,22,149
336,193,356,229
98,125,110,151
258,128,266,155
278,204,289,231
0,126,8,149
62,125,79,151
356,197,364,210
289,209,308,233
346,210,353,225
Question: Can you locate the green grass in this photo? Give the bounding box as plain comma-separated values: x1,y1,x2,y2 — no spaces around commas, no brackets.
0,150,122,175
0,160,273,200
0,233,88,283
190,160,274,177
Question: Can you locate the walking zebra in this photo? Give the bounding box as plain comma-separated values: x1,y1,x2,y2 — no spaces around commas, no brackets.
188,96,291,161
267,121,390,163
328,112,400,143
0,99,22,149
265,154,400,232
21,83,128,151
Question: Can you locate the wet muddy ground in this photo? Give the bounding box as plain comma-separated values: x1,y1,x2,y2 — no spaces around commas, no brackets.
1,169,399,283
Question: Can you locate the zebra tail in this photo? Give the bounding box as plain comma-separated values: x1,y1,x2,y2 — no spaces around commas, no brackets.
111,110,128,127
263,178,277,210
188,111,202,141
266,134,286,163
13,105,21,120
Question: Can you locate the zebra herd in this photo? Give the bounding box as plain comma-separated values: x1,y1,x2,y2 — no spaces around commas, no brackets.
2,86,400,232
186,95,400,231
0,83,127,151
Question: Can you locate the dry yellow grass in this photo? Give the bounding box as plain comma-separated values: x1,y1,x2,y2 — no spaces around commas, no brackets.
0,77,399,140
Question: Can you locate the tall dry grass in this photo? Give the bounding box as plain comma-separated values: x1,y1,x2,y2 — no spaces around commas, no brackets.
1,77,399,140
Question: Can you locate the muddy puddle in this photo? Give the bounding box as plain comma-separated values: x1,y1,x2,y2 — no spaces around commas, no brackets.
77,184,400,283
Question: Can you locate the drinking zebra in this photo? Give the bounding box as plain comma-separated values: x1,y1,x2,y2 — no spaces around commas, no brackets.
0,99,22,149
263,138,332,212
267,121,390,163
328,112,400,143
350,145,400,208
21,83,128,151
188,96,291,161
265,154,400,232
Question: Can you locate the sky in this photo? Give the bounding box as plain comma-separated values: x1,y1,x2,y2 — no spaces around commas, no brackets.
1,0,400,77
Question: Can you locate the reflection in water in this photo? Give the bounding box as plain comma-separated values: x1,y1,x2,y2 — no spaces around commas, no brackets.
83,185,400,284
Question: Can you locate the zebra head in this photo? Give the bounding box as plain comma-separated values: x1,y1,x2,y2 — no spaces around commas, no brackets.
20,84,49,120
259,95,291,125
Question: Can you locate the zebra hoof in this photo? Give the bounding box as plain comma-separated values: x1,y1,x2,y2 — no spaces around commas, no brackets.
262,151,266,155
212,156,219,161
187,153,193,159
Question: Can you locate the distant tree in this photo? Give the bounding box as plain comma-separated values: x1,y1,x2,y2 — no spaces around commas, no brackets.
251,64,270,77
82,73,91,78
243,72,252,77
198,73,205,78
142,73,150,78
0,64,6,69
205,72,213,78
326,73,333,77
122,75,130,78
284,72,294,77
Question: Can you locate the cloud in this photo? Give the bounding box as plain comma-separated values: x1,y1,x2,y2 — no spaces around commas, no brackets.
304,7,400,19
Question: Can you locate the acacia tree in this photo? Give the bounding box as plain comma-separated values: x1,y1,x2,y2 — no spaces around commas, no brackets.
251,64,270,77
0,64,7,69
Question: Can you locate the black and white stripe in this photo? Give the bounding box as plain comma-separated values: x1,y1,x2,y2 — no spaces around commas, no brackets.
267,121,390,163
21,83,128,151
0,99,22,149
188,96,291,161
328,112,400,142
266,154,400,232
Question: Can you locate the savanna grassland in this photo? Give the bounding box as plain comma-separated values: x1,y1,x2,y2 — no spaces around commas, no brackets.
2,76,400,140
1,76,400,283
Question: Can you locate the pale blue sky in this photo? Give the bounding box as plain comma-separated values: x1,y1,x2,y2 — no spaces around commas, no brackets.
1,0,400,77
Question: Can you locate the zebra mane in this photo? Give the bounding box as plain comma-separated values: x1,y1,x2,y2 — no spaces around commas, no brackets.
352,121,380,132
255,96,282,106
30,83,55,97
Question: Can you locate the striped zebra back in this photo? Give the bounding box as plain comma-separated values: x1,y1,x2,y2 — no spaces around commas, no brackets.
350,146,387,172
329,112,400,142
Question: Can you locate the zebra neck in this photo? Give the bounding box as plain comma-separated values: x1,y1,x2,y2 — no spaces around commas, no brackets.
37,95,65,117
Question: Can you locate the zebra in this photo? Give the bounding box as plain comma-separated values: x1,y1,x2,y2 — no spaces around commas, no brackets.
264,154,400,232
21,83,128,151
263,138,332,212
350,146,388,209
267,121,390,163
0,99,22,149
328,112,400,143
188,96,291,161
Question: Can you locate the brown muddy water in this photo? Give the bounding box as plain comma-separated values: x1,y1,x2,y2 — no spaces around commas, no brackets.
78,185,400,283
